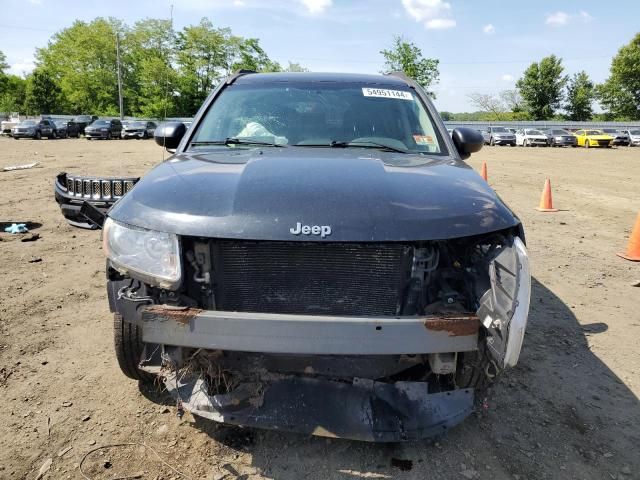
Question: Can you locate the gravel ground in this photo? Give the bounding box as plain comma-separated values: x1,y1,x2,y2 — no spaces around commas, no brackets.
0,137,639,480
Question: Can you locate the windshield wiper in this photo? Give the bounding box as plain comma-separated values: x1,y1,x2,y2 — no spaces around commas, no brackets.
190,137,286,148
294,140,408,154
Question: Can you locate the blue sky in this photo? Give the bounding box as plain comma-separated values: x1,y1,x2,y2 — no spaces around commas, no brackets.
1,0,638,111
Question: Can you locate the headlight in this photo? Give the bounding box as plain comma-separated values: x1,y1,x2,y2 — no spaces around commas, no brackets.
103,218,181,289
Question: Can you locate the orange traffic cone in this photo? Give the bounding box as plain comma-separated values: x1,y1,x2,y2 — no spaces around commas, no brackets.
535,179,558,212
617,212,640,261
480,161,488,181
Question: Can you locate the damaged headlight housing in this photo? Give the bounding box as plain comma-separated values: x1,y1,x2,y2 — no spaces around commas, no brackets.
503,237,531,368
103,217,181,289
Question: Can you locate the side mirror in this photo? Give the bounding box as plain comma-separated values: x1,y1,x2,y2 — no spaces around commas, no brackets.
154,121,186,149
451,127,484,160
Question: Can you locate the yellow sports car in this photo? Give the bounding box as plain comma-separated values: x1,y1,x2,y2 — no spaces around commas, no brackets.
573,129,614,148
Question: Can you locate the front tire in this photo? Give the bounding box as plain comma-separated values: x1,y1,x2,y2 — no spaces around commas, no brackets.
34,131,41,140
585,140,591,148
113,313,153,382
489,137,495,146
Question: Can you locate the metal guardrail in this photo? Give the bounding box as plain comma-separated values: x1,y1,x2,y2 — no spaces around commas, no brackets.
443,120,640,130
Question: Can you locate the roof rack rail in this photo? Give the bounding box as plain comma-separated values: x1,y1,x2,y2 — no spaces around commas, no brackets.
226,69,257,85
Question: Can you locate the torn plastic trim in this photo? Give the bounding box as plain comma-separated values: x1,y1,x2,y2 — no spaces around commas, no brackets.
476,236,530,368
159,370,474,442
141,307,480,355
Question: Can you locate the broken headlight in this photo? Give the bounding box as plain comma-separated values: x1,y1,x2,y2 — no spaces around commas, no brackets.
103,217,181,289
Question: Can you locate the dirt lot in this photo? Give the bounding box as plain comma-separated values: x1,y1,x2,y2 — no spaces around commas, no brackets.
0,137,639,480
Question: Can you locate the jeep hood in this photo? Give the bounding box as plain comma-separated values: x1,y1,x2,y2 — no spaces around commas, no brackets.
108,148,520,241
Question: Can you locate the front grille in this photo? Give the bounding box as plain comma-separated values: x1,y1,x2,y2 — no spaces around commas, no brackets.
212,241,412,316
60,174,140,199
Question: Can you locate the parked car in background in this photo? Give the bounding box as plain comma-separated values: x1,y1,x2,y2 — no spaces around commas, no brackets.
601,128,630,146
515,128,549,147
540,128,577,147
85,119,123,140
482,126,516,146
1,114,21,135
507,128,517,134
12,118,57,139
620,129,640,147
574,129,613,148
54,120,80,138
121,121,156,139
72,115,99,135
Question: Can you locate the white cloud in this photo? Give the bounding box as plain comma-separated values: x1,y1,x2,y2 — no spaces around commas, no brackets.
483,23,495,34
402,0,456,30
546,10,593,27
28,0,41,4
426,18,456,29
579,10,593,23
501,74,514,82
299,0,332,14
233,0,245,5
8,59,35,76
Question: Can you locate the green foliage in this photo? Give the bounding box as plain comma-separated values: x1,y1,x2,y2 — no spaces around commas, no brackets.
597,33,640,120
380,36,439,98
2,17,288,117
0,50,9,73
23,68,62,114
516,55,567,120
284,62,309,73
565,71,594,121
0,74,27,112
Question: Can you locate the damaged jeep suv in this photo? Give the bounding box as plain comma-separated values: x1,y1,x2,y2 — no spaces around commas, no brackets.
103,72,530,442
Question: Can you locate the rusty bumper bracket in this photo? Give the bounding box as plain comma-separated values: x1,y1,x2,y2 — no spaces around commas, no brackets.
141,307,480,355
162,372,474,442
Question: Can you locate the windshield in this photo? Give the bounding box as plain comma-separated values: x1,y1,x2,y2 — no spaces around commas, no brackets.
129,121,146,128
92,120,110,126
74,116,91,122
630,130,640,135
602,129,617,133
526,129,543,135
587,130,602,135
55,121,66,128
19,120,36,126
491,127,508,133
552,130,569,135
190,82,446,155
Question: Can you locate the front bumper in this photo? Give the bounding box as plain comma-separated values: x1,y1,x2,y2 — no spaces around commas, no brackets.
85,130,110,139
12,131,36,138
54,172,139,229
140,306,479,441
162,370,474,442
122,130,145,138
492,138,515,145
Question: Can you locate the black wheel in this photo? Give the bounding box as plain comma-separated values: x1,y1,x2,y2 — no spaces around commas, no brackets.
113,313,153,382
585,140,590,148
13,136,18,140
34,131,41,140
142,131,148,139
489,137,495,146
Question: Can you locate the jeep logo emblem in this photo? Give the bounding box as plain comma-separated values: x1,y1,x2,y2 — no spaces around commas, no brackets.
290,222,332,238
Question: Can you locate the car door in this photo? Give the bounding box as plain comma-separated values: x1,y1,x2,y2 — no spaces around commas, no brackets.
574,130,584,146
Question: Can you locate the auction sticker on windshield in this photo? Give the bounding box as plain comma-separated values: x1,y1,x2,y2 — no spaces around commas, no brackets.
362,88,413,100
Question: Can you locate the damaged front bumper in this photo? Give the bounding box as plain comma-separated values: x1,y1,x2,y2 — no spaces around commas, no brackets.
54,172,139,229
163,370,474,442
139,307,480,441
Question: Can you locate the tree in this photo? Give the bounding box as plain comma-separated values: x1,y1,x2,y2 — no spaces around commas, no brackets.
380,36,439,98
516,55,567,120
597,33,640,120
467,93,505,119
0,50,9,73
23,68,62,114
126,19,178,118
565,71,594,121
499,89,524,112
175,19,232,116
35,17,125,115
284,62,308,72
